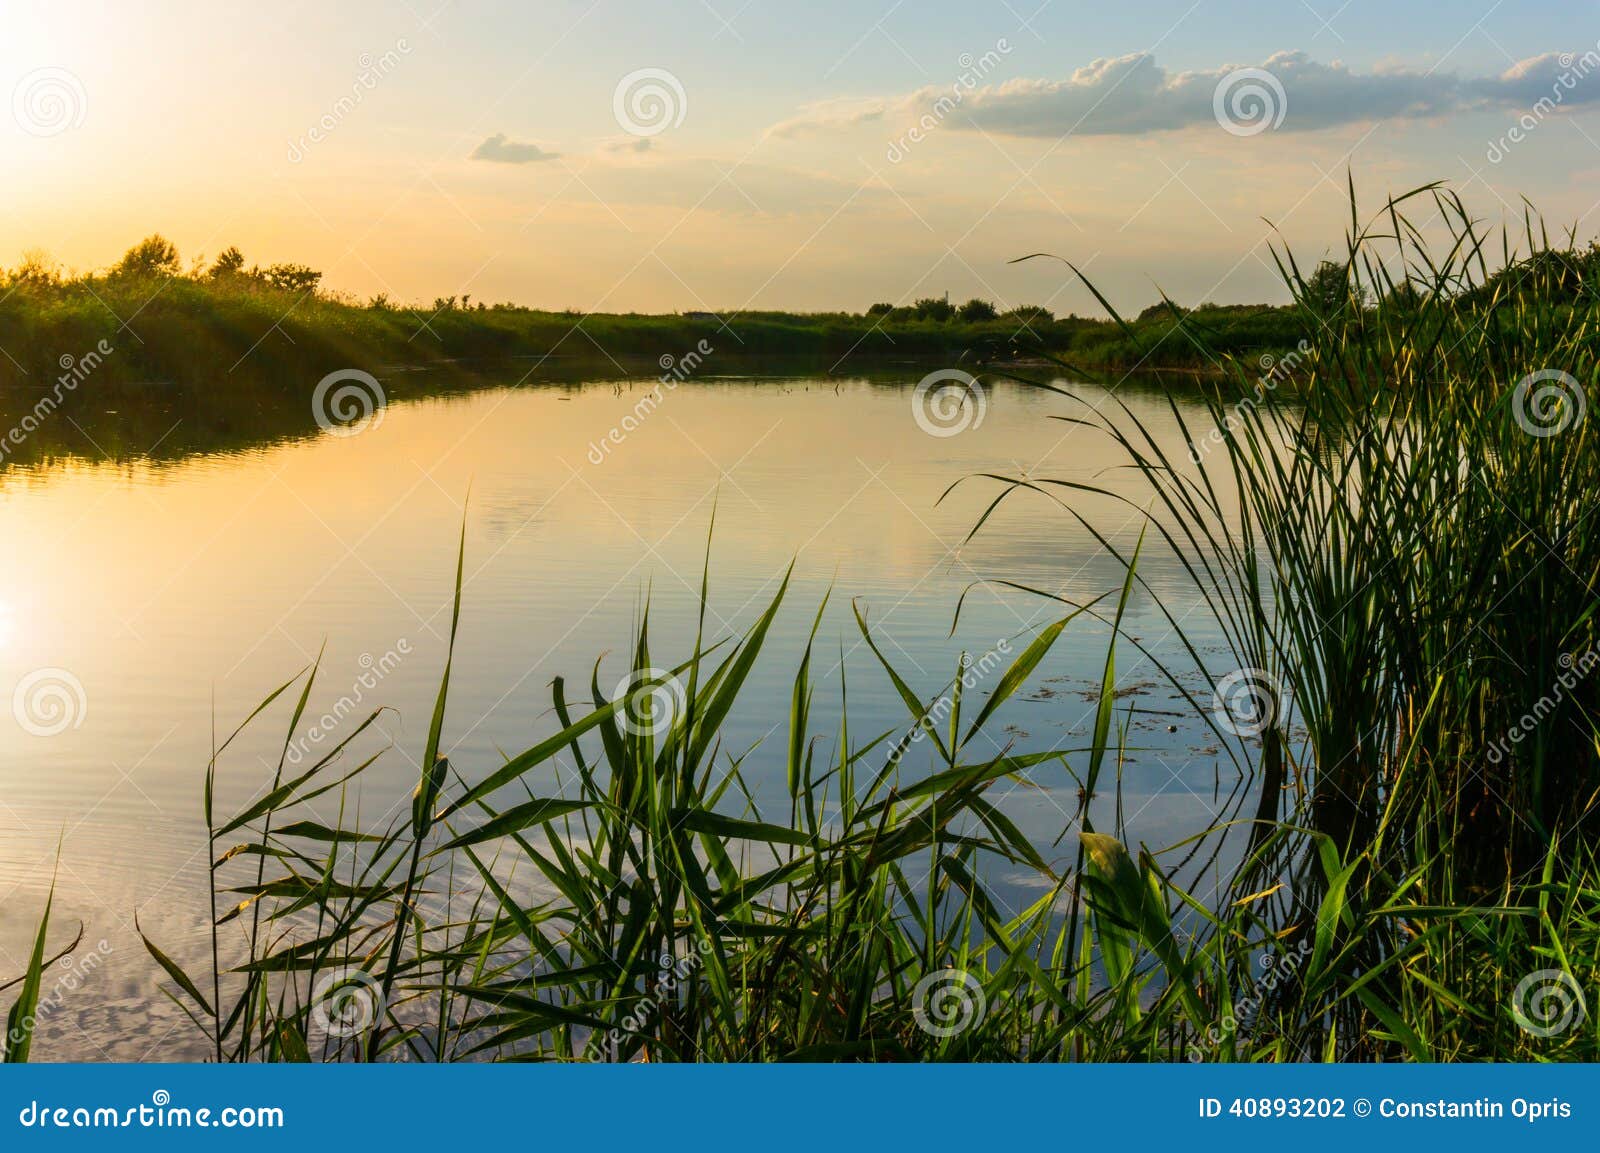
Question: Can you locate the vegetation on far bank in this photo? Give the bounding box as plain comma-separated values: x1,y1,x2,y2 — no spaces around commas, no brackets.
0,233,1364,387
4,222,1595,396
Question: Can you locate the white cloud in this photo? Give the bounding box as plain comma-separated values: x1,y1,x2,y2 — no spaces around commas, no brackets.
471,133,560,164
767,97,888,138
767,49,1600,140
600,136,653,155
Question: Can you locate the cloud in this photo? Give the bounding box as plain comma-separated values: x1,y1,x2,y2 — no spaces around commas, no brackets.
1471,50,1600,106
767,97,888,138
600,136,653,154
471,133,560,164
768,49,1600,140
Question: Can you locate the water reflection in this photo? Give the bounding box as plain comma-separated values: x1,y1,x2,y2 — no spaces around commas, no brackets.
0,365,1243,1057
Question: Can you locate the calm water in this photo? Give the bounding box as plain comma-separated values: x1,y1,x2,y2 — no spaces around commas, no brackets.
0,369,1243,1059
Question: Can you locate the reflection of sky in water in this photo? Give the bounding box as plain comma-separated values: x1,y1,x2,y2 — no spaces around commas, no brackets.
0,373,1251,1057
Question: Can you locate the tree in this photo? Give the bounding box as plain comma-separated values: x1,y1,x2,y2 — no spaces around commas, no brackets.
1380,280,1429,311
209,246,247,279
1004,304,1054,325
113,234,181,279
912,296,954,322
1136,301,1187,322
263,263,322,295
956,297,997,322
7,249,61,288
865,301,893,316
1301,260,1366,315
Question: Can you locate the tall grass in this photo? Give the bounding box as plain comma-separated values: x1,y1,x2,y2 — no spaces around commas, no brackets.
975,182,1599,1055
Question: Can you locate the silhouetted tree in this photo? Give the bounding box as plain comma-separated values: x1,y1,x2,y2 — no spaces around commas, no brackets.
263,263,322,295
209,246,247,279
1301,260,1366,316
113,234,181,279
7,248,61,288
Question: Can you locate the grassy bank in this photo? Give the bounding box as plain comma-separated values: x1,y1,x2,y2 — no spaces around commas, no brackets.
5,184,1599,1062
1,237,1312,391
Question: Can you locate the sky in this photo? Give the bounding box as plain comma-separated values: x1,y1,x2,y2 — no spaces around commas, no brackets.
4,0,1600,315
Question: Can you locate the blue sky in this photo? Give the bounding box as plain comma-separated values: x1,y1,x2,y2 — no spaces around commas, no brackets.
6,1,1600,313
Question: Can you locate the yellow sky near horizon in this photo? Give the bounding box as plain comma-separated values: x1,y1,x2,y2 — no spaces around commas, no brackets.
6,1,1600,315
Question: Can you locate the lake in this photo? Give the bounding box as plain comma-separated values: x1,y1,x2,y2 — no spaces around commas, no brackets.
0,366,1244,1059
